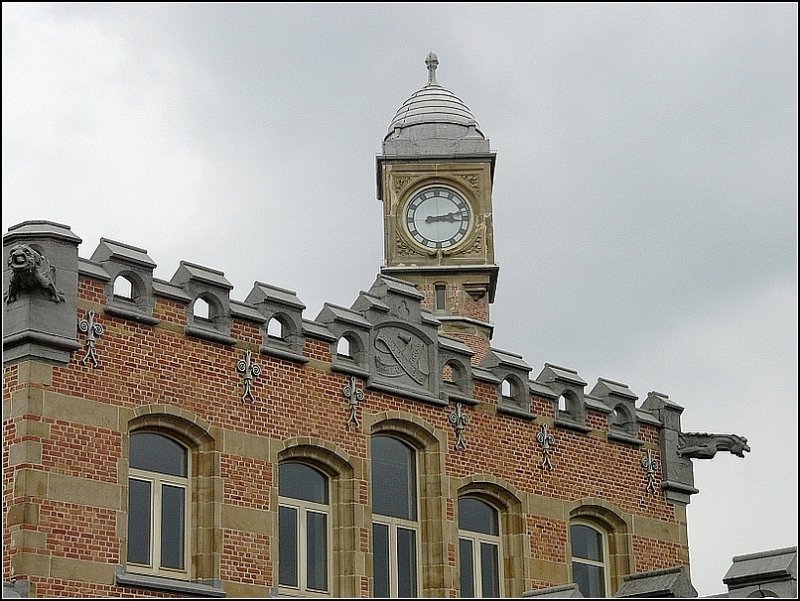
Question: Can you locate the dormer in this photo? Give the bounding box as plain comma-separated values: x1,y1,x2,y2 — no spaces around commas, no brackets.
590,378,643,446
481,348,533,419
91,238,158,326
245,282,307,363
316,302,372,378
536,363,590,433
170,261,234,345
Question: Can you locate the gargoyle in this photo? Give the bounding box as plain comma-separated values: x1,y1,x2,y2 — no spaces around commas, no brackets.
677,432,750,459
4,244,65,304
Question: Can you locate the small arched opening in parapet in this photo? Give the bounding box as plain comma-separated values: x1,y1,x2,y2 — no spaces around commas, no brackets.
558,393,568,413
336,336,351,358
501,378,513,399
268,317,284,340
113,274,135,300
193,296,212,321
610,404,635,436
442,359,469,396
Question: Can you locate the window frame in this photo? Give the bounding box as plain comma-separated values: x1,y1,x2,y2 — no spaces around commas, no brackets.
278,462,333,596
127,432,191,579
371,434,422,598
458,497,503,597
570,521,611,598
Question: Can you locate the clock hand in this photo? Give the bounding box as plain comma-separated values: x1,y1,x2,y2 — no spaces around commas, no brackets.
425,212,461,224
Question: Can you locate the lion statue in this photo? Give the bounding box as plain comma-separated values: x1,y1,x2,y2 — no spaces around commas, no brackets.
4,244,65,304
677,432,750,459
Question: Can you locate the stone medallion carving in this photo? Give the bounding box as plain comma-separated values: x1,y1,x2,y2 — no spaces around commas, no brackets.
373,326,429,386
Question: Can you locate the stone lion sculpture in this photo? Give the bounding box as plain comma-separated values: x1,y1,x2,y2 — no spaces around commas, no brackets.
677,432,750,459
4,244,65,304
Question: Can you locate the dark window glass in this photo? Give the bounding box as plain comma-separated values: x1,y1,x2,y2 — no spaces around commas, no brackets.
458,497,499,535
459,538,475,597
480,542,500,597
161,484,185,570
307,511,328,591
279,506,298,587
573,561,605,597
371,436,416,520
373,523,390,598
397,527,417,598
571,524,603,561
279,463,328,504
130,432,187,477
127,478,152,565
435,284,446,310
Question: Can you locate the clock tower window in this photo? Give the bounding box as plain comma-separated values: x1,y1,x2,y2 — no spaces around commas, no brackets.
434,284,447,311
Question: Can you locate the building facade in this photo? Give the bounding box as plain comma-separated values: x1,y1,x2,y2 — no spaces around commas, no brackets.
3,55,749,598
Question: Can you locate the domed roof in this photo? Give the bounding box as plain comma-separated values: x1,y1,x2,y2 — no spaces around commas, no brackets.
388,54,479,131
383,53,490,156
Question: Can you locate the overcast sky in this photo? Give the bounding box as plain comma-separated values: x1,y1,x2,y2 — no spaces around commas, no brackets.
2,3,797,596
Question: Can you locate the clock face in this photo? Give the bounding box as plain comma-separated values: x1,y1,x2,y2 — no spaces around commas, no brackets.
405,187,471,249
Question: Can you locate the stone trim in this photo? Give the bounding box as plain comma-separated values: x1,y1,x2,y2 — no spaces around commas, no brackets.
115,567,226,597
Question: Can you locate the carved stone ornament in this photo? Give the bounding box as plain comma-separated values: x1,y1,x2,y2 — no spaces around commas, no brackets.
641,449,660,495
392,175,417,196
77,310,104,368
448,402,469,451
536,423,555,470
676,432,751,459
4,244,65,304
395,235,422,257
374,327,429,385
236,349,262,403
454,173,480,194
343,376,364,430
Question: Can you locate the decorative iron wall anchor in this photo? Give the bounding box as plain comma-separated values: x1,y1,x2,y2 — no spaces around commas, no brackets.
536,423,555,470
641,449,661,495
343,376,364,430
448,403,469,451
77,310,104,368
236,350,262,403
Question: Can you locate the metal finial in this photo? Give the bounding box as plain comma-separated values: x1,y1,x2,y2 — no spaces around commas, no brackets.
425,52,439,85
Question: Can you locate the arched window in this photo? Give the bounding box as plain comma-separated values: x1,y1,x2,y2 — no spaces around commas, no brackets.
501,379,513,399
278,462,331,594
371,435,419,597
336,337,351,358
458,497,502,597
570,523,609,597
127,431,189,576
558,394,568,413
113,275,134,299
193,297,211,320
268,317,284,340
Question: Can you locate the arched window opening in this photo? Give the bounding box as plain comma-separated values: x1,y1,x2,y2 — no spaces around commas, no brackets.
336,337,351,358
570,523,609,597
193,297,211,320
443,364,455,384
278,462,331,594
501,379,513,399
371,435,419,598
458,497,502,597
127,432,189,576
558,394,568,412
114,275,134,299
268,317,284,340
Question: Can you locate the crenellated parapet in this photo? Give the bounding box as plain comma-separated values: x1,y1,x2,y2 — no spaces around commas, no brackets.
2,221,749,506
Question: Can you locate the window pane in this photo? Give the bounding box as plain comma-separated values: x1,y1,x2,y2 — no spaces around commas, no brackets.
307,511,328,591
397,527,418,598
373,523,390,598
372,436,417,520
480,542,500,597
161,484,185,570
127,478,152,565
458,497,499,535
130,432,187,477
279,463,328,504
573,561,605,597
459,538,475,598
279,506,299,587
571,524,603,561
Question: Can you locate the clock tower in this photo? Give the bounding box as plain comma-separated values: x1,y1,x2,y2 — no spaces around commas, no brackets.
377,53,498,361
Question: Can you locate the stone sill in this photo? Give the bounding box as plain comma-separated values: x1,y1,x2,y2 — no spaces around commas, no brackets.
115,567,226,597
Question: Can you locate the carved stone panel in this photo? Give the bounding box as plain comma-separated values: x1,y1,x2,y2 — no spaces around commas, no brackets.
372,325,431,390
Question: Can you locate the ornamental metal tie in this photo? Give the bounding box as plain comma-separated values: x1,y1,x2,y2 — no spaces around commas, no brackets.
343,376,364,430
641,449,661,495
537,423,556,470
236,349,262,403
448,402,469,451
77,310,104,368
